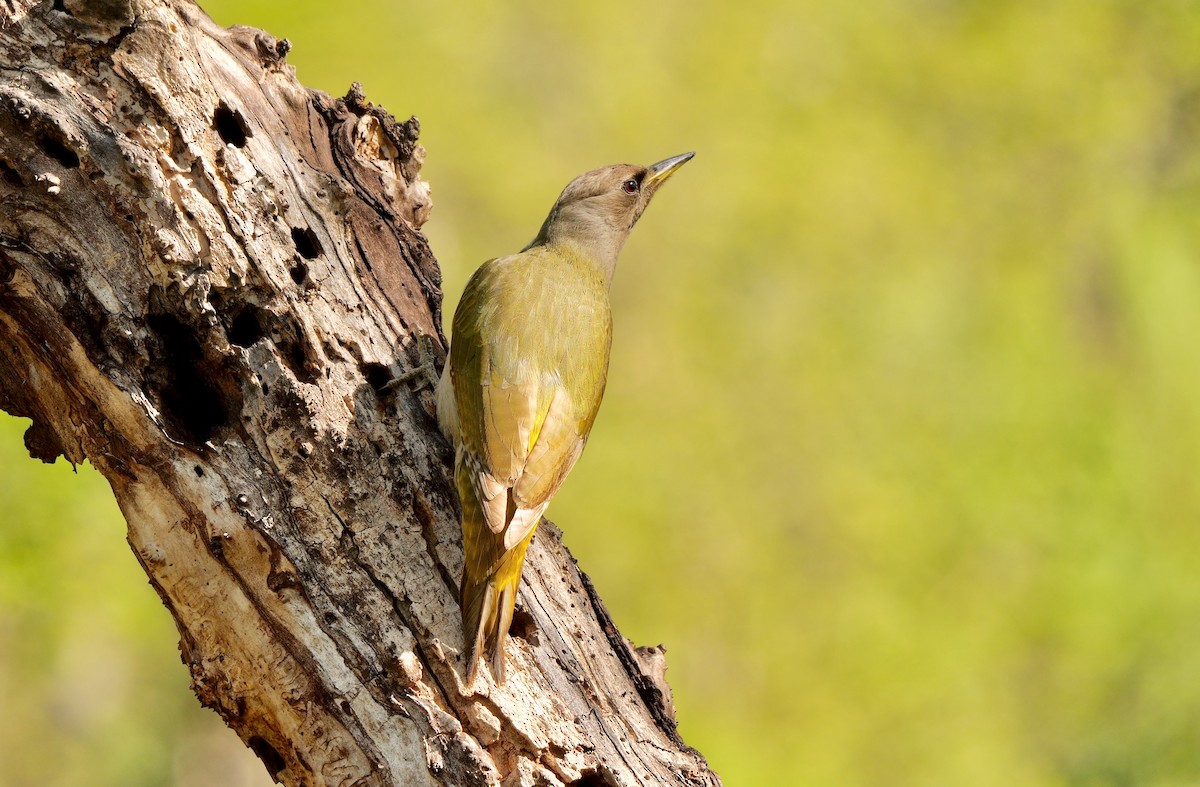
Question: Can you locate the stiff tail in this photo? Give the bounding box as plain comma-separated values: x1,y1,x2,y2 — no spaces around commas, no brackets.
460,526,536,685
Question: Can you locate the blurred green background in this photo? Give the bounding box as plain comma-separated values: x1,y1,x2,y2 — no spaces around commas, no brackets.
4,1,1200,784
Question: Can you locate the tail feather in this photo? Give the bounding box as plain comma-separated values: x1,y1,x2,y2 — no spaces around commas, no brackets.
491,583,517,682
456,451,541,685
460,577,496,686
459,527,537,686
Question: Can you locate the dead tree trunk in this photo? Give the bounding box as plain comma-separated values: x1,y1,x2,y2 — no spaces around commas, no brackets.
0,2,721,785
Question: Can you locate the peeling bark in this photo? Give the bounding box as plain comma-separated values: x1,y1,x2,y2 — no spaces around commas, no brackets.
0,1,720,785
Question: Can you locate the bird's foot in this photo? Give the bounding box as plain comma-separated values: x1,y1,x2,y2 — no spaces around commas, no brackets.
384,328,440,393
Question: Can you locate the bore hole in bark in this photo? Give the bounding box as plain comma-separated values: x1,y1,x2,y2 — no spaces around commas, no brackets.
568,771,614,787
247,736,286,777
37,131,79,168
0,160,23,186
291,227,322,259
509,607,538,645
281,341,317,383
289,260,308,285
194,465,204,477
228,306,269,348
146,313,229,445
361,362,390,393
275,317,319,384
51,0,69,13
214,103,250,148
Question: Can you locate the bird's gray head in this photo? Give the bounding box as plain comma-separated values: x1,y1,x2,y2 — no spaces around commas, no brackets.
528,152,694,280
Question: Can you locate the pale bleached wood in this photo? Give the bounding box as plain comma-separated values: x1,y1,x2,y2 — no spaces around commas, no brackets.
0,1,721,785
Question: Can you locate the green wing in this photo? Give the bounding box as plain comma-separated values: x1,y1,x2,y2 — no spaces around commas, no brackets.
449,248,612,545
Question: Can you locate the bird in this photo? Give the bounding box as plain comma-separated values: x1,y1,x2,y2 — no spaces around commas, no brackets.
436,152,694,685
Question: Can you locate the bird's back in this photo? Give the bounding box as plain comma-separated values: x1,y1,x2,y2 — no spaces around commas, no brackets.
439,243,613,682
447,244,613,457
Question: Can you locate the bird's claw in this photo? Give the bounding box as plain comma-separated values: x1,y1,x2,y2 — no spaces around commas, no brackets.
384,327,440,393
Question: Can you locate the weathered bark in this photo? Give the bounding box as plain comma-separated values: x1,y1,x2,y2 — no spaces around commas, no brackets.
0,2,720,785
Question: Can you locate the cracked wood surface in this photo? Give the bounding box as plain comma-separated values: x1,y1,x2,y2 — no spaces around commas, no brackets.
0,1,721,785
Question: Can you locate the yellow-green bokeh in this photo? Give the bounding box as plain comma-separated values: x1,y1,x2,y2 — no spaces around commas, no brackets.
4,1,1200,784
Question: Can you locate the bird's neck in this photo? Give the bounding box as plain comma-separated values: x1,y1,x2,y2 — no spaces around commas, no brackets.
526,209,626,285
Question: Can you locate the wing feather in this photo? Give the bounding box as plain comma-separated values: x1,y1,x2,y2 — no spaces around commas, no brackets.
449,249,611,553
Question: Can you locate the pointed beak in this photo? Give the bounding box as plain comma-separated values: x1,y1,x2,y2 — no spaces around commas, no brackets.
643,151,695,189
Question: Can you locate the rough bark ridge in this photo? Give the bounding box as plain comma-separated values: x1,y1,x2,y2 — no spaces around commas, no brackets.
0,2,721,785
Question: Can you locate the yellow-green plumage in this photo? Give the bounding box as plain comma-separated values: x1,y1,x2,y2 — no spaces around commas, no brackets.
438,153,693,685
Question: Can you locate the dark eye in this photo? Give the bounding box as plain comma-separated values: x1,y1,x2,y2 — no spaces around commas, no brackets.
622,178,639,195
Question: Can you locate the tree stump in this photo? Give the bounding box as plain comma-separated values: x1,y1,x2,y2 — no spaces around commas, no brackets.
0,1,721,785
